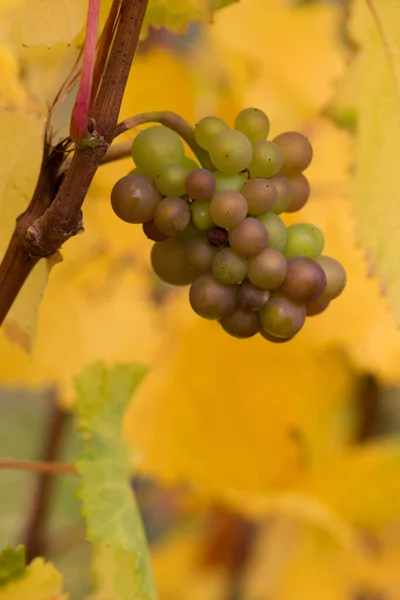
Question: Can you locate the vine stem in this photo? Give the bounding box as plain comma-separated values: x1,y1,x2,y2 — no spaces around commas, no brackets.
0,459,76,475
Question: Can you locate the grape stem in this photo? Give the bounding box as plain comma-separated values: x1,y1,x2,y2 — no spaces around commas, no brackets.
0,458,76,475
114,111,214,170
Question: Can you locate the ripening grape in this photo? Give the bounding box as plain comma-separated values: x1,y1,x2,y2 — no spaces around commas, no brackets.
154,196,191,236
247,248,287,290
189,273,236,319
185,169,216,200
142,220,169,242
132,126,184,177
177,221,199,243
156,163,189,197
273,131,313,175
209,130,253,174
212,248,247,285
248,141,283,179
194,116,229,151
237,279,269,312
186,235,220,273
285,223,325,259
210,190,248,229
220,309,261,338
314,256,346,301
242,178,278,215
286,174,310,213
151,238,197,285
259,293,306,339
111,174,162,224
280,257,327,303
234,107,270,143
269,174,292,214
260,330,294,343
214,171,245,194
306,297,330,317
257,212,287,253
228,218,269,257
191,200,214,231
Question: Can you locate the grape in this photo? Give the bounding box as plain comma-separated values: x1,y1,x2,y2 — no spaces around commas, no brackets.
234,107,270,143
191,200,214,231
248,141,283,178
242,178,278,215
257,212,287,252
209,130,253,174
286,174,310,213
260,330,294,343
177,221,198,243
186,234,220,273
273,131,313,175
111,174,162,224
247,248,287,290
182,156,199,171
269,174,292,214
142,220,169,242
228,218,269,257
280,257,327,303
195,116,229,151
210,190,248,229
154,197,191,236
212,248,247,285
185,169,216,200
132,126,185,177
220,309,260,338
207,227,229,247
285,223,324,259
306,297,330,317
189,274,236,319
213,171,245,195
151,238,197,285
156,163,188,197
314,256,346,300
237,279,269,312
259,293,306,339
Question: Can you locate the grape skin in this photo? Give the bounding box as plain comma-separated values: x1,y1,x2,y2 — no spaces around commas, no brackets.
156,164,189,197
142,220,169,242
259,293,306,339
220,309,261,338
132,126,185,177
280,257,327,303
111,174,162,224
151,238,197,286
209,130,253,174
210,190,248,230
185,168,216,200
189,274,236,319
242,178,278,215
234,107,270,143
186,235,220,273
260,330,294,343
314,256,346,301
257,212,287,253
285,223,325,259
191,200,215,231
237,279,269,312
273,131,313,175
154,197,191,236
212,248,247,285
228,218,269,258
248,141,283,179
269,174,292,214
306,297,330,317
214,171,245,194
194,116,229,151
247,248,287,290
286,174,310,213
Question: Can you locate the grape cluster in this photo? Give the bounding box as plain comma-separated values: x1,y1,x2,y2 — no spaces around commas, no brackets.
110,108,346,342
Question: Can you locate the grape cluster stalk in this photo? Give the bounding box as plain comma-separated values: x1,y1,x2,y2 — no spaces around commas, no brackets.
110,108,346,342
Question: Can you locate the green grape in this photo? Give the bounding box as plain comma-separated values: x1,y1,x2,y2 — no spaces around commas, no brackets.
286,174,310,213
272,131,313,175
306,297,330,317
228,218,268,257
191,200,214,230
210,190,248,230
111,174,162,224
151,238,197,286
185,169,216,200
142,220,169,242
234,107,270,143
285,223,324,259
237,279,269,312
189,273,236,319
248,141,283,178
280,257,327,303
247,248,287,290
242,178,277,215
182,156,200,171
214,171,245,194
209,130,253,174
314,256,346,301
260,330,294,343
194,116,229,151
156,163,189,197
132,126,185,177
212,248,247,285
186,234,220,273
259,293,306,339
257,212,287,252
154,196,191,236
220,309,260,338
269,174,292,214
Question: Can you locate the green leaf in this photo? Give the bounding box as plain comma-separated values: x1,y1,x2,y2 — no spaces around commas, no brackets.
0,555,66,600
0,547,26,588
74,362,157,600
341,0,400,321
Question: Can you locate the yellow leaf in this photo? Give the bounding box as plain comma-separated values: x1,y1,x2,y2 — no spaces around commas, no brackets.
0,557,66,600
